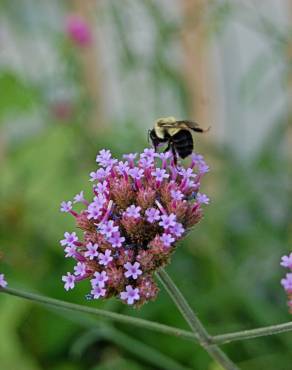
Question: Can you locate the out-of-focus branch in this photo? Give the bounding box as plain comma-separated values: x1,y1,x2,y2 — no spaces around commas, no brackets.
285,0,292,158
71,0,105,130
180,0,215,134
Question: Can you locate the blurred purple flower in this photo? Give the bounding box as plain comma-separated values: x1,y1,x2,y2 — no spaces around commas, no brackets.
281,273,292,292
0,273,7,288
281,253,292,269
280,251,292,313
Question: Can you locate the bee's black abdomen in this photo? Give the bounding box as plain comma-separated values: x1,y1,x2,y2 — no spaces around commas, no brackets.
172,130,193,159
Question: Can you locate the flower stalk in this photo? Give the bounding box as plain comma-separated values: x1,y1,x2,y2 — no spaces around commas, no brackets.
1,287,292,346
156,268,238,370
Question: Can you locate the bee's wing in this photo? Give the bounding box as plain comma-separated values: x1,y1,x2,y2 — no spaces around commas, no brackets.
157,121,189,129
176,120,201,129
158,120,208,132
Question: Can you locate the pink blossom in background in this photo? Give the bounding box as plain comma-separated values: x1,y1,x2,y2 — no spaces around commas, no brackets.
65,15,92,47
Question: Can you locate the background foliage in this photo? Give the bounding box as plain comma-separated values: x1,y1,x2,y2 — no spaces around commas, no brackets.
0,1,291,369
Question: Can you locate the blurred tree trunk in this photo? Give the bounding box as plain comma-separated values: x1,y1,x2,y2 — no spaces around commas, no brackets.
72,0,106,131
180,0,215,139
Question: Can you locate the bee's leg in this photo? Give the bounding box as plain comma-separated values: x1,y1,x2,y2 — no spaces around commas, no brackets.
163,141,171,153
171,143,177,165
147,130,151,144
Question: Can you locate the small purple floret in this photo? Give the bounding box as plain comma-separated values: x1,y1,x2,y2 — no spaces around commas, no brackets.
91,285,106,299
281,253,292,269
281,273,292,292
120,285,140,305
108,232,125,248
145,207,160,223
124,205,141,219
74,262,87,276
60,201,72,213
170,189,184,201
91,271,108,288
84,242,99,260
160,233,175,247
96,149,112,167
151,168,169,182
62,272,76,291
197,193,210,205
99,220,119,238
98,249,113,266
60,232,78,247
129,167,144,180
159,213,177,229
64,245,77,258
124,262,142,280
73,191,85,204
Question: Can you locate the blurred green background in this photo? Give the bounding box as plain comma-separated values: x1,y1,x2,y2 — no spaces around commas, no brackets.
0,1,292,369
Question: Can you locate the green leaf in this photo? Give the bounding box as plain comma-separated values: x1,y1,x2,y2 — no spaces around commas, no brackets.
0,70,39,119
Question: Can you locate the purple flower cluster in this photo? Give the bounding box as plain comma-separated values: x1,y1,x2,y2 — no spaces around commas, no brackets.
281,252,292,313
60,148,209,307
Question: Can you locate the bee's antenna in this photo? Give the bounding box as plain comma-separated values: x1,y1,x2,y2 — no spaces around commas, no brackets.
147,129,151,144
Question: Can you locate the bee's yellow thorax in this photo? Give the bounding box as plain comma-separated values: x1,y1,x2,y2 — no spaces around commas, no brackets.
155,116,179,138
167,127,180,136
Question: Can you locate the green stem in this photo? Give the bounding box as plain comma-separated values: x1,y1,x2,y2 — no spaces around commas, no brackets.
213,321,292,345
1,287,292,348
0,287,196,341
156,268,238,370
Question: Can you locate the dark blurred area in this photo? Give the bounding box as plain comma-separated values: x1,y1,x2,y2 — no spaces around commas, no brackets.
0,1,292,369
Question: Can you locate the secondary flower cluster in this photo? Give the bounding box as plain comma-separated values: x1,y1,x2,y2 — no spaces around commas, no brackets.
0,273,7,288
60,148,209,307
280,252,292,313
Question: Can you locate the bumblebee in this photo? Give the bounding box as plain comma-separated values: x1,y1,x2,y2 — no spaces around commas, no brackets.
149,116,209,164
